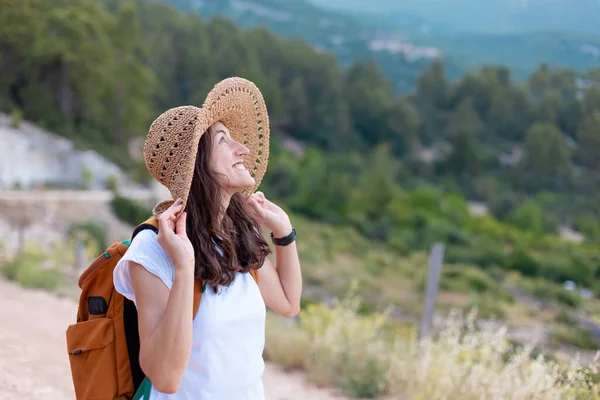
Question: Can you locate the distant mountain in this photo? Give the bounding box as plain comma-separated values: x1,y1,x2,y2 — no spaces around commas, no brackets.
311,0,600,79
433,30,600,76
162,0,600,92
161,0,449,92
309,0,600,35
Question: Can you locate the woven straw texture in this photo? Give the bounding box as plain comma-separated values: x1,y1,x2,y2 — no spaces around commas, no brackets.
143,77,270,218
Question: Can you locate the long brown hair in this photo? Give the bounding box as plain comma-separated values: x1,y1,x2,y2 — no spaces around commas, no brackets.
185,125,271,292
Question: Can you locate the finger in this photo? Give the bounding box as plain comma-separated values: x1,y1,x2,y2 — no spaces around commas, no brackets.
175,212,187,237
255,192,266,203
158,199,183,231
247,197,265,218
161,199,183,219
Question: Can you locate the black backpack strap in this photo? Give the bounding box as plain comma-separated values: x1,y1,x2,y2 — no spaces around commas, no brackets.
132,221,158,241
124,222,158,393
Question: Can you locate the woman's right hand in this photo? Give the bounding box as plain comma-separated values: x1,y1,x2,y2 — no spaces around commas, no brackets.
156,198,195,273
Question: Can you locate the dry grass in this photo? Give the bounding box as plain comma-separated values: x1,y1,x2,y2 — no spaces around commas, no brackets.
264,312,311,371
264,285,600,399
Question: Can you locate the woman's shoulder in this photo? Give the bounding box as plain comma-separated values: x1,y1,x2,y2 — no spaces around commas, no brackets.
131,227,159,247
123,228,162,258
118,228,175,285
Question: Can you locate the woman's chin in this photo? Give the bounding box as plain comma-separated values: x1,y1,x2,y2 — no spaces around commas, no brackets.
229,176,256,193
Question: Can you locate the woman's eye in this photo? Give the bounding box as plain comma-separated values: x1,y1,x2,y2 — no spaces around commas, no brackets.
219,137,226,144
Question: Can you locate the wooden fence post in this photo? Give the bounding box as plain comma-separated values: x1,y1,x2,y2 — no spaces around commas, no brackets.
419,243,445,340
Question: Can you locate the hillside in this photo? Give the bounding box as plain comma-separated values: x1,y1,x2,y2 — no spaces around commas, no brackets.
308,0,600,80
3,2,600,397
310,0,600,35
164,0,600,88
3,0,600,354
432,30,600,76
161,0,449,92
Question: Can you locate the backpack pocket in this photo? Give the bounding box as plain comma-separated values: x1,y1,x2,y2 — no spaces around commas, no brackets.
66,318,118,400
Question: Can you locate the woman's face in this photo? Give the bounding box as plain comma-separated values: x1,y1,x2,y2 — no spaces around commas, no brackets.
208,122,255,194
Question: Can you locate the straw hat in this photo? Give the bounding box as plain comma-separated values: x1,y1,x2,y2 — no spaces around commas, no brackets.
143,77,269,218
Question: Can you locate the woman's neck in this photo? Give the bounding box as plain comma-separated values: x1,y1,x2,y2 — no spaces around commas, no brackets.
216,191,232,227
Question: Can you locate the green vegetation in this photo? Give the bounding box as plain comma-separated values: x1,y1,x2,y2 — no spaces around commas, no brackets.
110,195,153,227
265,292,600,399
2,0,600,354
551,324,599,351
1,246,64,291
68,221,109,252
167,0,600,90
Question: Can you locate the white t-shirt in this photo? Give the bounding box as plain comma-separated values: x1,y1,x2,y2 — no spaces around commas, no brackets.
113,229,266,399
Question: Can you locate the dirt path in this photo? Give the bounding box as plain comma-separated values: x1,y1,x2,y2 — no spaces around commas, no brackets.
0,277,346,400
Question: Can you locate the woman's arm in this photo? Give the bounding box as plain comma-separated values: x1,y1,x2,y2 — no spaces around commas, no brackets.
131,199,196,393
247,192,302,318
130,263,194,394
257,227,302,318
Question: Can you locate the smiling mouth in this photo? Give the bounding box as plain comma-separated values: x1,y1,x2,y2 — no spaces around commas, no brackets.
233,162,247,171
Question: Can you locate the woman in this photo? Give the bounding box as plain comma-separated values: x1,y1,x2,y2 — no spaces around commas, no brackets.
113,77,302,399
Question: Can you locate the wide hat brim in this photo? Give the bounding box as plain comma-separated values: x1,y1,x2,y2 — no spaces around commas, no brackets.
144,77,270,218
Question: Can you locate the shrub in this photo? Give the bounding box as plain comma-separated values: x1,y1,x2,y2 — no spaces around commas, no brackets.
106,174,119,192
110,195,152,226
444,240,506,269
81,167,93,190
300,287,392,398
519,279,582,308
507,246,539,277
10,108,23,128
538,249,596,286
69,221,108,252
423,220,472,247
573,215,600,242
440,266,499,294
1,250,63,291
551,324,599,350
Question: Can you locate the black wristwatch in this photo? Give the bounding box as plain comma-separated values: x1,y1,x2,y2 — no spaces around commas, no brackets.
271,228,296,246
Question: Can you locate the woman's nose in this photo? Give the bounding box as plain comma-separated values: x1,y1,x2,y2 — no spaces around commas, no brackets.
235,141,250,156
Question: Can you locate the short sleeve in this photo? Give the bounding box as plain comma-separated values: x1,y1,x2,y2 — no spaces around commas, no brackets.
113,229,175,305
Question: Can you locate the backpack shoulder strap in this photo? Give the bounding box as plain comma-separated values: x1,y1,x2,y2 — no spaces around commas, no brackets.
249,268,259,284
192,280,203,319
132,217,159,241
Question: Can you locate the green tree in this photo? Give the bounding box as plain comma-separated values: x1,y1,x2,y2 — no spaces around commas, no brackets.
528,64,550,103
573,214,600,241
284,76,311,137
413,59,448,111
443,130,481,188
344,60,393,146
519,122,571,192
384,97,419,156
487,87,533,142
576,112,600,170
582,87,600,116
350,145,401,218
537,89,563,126
412,59,448,144
444,98,484,141
108,0,157,148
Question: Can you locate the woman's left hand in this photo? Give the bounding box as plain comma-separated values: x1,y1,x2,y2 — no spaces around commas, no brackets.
247,191,292,237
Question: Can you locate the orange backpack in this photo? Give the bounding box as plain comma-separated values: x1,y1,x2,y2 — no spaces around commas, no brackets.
65,216,258,399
